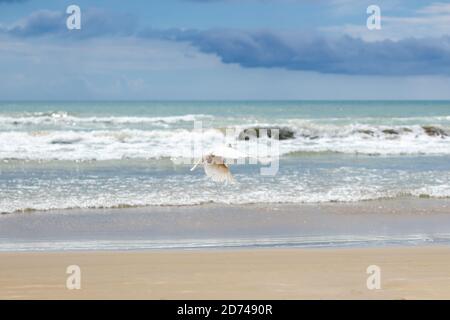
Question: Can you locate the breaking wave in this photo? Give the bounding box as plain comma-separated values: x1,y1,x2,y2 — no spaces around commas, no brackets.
0,121,449,160
2,186,450,215
0,112,214,129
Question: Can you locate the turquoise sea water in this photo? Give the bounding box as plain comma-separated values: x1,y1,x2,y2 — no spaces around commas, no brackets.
0,101,449,214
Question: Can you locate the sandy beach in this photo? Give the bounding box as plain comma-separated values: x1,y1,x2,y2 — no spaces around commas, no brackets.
1,246,450,300
1,200,450,299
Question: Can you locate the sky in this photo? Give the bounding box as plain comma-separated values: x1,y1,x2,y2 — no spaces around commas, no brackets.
0,0,450,100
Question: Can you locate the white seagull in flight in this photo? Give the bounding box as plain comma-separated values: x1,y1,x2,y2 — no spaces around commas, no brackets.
190,145,246,183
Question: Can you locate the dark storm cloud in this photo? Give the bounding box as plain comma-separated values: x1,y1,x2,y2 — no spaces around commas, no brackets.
3,8,450,76
140,28,450,76
4,9,137,38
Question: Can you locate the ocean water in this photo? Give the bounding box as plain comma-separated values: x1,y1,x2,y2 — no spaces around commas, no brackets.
0,101,450,214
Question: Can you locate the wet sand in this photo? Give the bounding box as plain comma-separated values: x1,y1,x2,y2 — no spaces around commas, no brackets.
1,246,450,299
1,198,450,250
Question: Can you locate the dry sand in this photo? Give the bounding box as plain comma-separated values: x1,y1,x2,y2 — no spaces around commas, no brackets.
1,246,450,299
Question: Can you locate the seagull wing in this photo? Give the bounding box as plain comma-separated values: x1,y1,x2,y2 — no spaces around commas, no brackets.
210,145,247,160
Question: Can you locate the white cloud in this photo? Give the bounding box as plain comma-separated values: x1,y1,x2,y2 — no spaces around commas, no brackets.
417,2,450,15
322,2,450,41
0,35,223,99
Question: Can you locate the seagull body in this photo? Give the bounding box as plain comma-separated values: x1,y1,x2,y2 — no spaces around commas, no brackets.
190,145,245,183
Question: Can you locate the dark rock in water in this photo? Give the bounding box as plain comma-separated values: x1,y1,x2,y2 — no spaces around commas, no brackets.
50,138,83,145
422,126,448,137
238,127,295,140
357,129,374,136
402,128,413,133
382,129,399,135
274,127,295,140
298,133,320,140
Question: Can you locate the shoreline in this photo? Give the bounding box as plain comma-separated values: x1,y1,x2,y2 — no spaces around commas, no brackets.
2,195,450,216
2,194,450,214
1,246,450,299
1,198,450,252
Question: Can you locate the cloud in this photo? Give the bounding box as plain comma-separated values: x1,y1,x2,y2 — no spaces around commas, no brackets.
417,2,450,15
140,28,450,76
4,5,450,77
3,8,138,38
323,2,450,41
7,10,63,37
